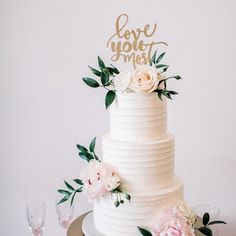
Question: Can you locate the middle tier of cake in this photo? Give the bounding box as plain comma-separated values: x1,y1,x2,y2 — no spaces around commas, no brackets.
102,133,175,192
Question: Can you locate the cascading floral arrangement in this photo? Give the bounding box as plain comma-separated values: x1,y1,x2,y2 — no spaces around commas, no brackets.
82,51,182,109
57,137,131,207
138,201,226,236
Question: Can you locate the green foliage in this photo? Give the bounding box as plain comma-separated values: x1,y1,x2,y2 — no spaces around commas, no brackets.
76,137,99,162
208,220,227,226
73,178,84,185
88,66,101,77
125,193,131,202
203,212,210,226
137,227,152,236
156,52,166,64
194,212,227,236
82,56,119,108
149,50,182,100
89,137,96,153
57,180,83,206
105,90,116,109
112,188,131,208
197,227,212,236
82,77,100,88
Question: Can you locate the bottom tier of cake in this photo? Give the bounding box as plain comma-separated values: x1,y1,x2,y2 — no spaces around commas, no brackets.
93,177,184,236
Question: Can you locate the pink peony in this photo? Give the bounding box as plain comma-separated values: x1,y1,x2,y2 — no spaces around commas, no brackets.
80,160,120,200
151,207,195,236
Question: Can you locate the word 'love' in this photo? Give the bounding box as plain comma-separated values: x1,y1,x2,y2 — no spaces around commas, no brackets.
107,14,167,68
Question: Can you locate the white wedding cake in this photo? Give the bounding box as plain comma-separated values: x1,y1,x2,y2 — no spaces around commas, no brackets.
93,92,184,236
58,52,226,236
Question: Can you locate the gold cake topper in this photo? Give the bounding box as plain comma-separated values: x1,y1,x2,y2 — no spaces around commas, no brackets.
107,14,168,68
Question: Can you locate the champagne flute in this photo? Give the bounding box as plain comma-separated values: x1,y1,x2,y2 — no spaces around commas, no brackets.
56,198,74,235
26,201,46,236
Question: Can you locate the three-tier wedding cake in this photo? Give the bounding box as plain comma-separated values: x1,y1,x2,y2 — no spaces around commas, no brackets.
58,51,186,236
93,92,184,235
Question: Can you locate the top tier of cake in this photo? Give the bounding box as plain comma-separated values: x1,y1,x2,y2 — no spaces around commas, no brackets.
110,93,167,141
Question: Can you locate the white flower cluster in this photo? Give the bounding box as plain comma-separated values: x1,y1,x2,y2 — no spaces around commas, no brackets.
113,65,165,93
80,159,120,201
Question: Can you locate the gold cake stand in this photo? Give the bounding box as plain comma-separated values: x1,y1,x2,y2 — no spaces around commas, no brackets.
67,211,91,236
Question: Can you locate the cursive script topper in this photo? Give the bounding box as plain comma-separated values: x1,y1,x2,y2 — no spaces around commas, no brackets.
107,14,168,68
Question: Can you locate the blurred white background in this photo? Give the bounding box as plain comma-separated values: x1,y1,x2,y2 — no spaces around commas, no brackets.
0,0,235,235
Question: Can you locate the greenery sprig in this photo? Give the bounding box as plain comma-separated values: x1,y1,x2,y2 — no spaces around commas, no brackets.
57,137,99,206
57,137,131,208
112,188,131,208
138,212,226,236
82,56,120,109
149,50,182,100
138,227,152,236
76,137,99,162
195,212,227,236
57,179,83,206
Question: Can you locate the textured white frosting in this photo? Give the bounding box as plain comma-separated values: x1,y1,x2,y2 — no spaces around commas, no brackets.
94,177,184,236
102,133,175,191
110,93,167,141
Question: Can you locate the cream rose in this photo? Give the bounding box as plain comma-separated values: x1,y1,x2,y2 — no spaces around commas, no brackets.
174,201,196,225
113,72,132,93
129,65,159,93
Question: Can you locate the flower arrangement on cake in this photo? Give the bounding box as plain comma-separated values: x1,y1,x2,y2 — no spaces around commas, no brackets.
138,201,226,236
57,137,131,207
82,51,182,108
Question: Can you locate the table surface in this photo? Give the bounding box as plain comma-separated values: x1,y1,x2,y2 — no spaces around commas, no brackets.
67,211,91,236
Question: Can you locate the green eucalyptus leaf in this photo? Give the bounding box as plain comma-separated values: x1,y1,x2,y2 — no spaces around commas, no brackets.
208,220,227,226
64,181,75,191
57,194,71,205
101,71,110,86
197,227,212,236
70,191,77,206
157,79,166,87
73,178,84,186
110,64,120,74
150,50,157,65
165,92,172,99
125,193,131,202
58,189,70,195
106,67,118,75
76,144,88,152
82,77,100,88
76,187,83,193
203,213,210,226
79,151,94,162
175,75,182,80
168,90,178,95
156,52,166,64
154,89,163,101
98,56,106,69
114,201,120,207
89,137,96,153
162,66,168,73
137,227,152,236
105,90,116,109
156,64,168,69
167,75,182,80
88,66,101,77
94,153,99,161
